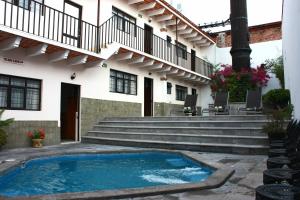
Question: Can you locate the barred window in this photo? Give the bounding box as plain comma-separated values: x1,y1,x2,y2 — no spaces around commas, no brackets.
110,70,137,95
167,82,172,94
176,85,187,101
0,74,41,110
176,41,188,60
112,7,136,35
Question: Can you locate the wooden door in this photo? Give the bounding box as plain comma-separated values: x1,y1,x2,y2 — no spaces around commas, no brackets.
144,24,153,55
144,78,153,116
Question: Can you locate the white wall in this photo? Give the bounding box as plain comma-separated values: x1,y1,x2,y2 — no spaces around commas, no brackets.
216,40,282,94
283,0,300,120
0,47,206,121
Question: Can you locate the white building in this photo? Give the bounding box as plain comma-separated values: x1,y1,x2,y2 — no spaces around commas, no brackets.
283,0,300,120
0,0,215,148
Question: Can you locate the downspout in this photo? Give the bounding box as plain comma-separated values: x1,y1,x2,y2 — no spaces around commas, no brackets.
176,17,178,65
97,0,101,53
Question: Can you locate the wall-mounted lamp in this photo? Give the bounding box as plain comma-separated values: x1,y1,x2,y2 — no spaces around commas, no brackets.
70,73,76,80
102,63,108,68
148,17,152,23
148,72,152,75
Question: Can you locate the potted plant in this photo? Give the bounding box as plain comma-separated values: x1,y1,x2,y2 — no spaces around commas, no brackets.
0,110,14,149
263,109,289,143
27,128,46,148
183,107,192,116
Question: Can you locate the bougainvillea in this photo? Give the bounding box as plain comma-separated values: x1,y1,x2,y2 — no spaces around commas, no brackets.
209,65,270,102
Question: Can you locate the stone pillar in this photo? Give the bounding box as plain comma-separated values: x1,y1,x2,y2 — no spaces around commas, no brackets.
230,0,252,71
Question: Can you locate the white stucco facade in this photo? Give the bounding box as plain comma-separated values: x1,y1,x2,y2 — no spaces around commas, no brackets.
0,0,215,124
283,0,300,119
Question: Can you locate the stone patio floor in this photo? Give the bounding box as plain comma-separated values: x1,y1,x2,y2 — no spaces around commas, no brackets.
0,143,267,200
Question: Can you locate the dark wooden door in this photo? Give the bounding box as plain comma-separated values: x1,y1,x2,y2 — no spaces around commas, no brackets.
61,83,80,141
191,49,196,72
63,0,82,48
144,78,153,116
144,24,153,55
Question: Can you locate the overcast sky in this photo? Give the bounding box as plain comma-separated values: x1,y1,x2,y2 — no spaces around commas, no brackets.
167,0,282,31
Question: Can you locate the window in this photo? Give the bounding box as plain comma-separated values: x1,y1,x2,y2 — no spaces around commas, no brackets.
12,0,30,9
167,82,172,94
110,70,137,95
167,36,172,48
192,88,197,95
176,41,187,60
0,74,41,110
112,7,136,35
176,85,187,101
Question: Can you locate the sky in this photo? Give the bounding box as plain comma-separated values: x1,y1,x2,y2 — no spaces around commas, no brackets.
167,0,282,32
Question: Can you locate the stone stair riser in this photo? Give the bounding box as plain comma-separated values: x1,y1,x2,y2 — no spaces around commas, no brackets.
87,131,268,145
103,116,268,121
98,121,268,128
93,126,264,136
81,137,268,155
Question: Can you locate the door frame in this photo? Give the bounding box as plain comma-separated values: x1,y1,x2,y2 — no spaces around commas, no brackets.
60,82,81,142
144,77,153,116
63,0,83,48
144,24,153,55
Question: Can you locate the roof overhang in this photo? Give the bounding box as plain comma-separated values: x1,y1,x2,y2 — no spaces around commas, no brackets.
125,0,215,48
109,44,211,85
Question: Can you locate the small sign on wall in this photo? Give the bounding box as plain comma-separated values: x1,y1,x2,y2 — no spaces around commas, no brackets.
3,57,24,65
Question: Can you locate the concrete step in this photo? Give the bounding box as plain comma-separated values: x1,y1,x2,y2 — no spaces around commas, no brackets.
99,120,268,128
87,131,268,146
93,125,264,136
81,136,269,155
103,115,268,121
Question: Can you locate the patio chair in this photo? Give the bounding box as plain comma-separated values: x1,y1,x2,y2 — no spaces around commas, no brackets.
238,89,263,113
170,95,198,116
202,92,229,115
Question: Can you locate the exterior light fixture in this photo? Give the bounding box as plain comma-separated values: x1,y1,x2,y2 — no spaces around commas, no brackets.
70,73,76,80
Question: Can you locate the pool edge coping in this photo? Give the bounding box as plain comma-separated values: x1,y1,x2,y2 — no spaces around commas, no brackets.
0,149,235,200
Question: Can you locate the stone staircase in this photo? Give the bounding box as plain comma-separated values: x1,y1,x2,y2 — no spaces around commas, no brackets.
81,115,270,155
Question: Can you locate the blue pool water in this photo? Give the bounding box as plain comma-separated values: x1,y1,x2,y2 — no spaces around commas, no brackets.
0,152,214,197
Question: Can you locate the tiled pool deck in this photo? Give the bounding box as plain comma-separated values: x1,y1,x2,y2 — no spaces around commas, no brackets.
0,144,266,200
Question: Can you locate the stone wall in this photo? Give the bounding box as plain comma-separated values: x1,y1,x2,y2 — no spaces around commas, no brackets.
81,98,142,136
154,102,184,116
4,121,60,149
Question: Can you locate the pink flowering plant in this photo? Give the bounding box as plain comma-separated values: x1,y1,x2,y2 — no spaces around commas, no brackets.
210,64,270,102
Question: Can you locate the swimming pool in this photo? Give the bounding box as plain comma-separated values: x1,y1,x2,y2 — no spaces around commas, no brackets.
0,151,215,198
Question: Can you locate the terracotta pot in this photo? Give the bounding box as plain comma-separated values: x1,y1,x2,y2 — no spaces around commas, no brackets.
32,139,43,148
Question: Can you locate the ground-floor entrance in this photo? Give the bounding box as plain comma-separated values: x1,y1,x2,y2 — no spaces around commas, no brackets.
60,83,80,142
144,77,153,116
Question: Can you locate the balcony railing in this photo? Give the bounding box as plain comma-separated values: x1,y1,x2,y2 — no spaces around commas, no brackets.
0,0,213,77
0,0,99,53
99,15,213,77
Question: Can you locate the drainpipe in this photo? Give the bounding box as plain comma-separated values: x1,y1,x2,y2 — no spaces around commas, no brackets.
97,0,101,53
230,0,252,71
176,17,178,65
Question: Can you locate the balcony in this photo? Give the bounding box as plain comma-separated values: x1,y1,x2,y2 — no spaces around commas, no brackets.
99,15,213,77
0,0,213,78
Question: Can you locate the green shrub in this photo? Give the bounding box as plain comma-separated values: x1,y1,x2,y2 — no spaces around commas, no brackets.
265,56,285,88
263,89,290,109
0,110,14,148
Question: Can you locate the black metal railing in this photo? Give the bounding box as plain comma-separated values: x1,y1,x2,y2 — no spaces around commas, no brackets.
0,0,213,77
0,0,99,52
99,15,213,77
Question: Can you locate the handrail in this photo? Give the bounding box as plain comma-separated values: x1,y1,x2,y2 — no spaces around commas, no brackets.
0,0,99,52
99,15,213,77
0,0,213,77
